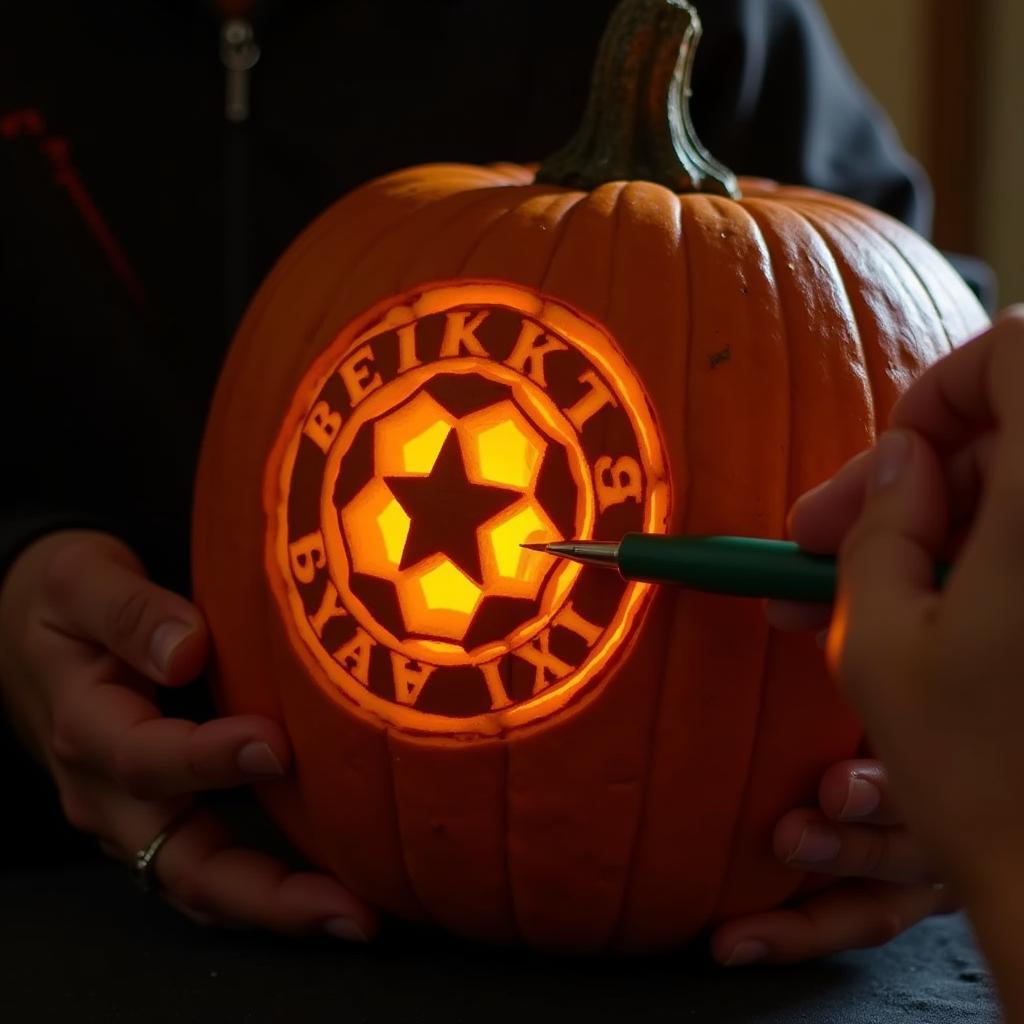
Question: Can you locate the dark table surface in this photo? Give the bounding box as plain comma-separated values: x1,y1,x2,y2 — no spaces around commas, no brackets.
0,862,999,1024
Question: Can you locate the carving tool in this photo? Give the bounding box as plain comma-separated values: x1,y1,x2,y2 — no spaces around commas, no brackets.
522,535,948,602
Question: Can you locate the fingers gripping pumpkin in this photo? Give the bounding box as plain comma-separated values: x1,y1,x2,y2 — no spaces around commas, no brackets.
193,0,987,951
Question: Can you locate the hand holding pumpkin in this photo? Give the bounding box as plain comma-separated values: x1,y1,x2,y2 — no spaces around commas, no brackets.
715,312,1024,968
0,530,375,941
774,310,1024,886
710,756,954,965
751,310,1024,1007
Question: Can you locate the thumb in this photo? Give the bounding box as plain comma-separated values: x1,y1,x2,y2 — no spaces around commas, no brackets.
42,534,208,685
829,430,948,684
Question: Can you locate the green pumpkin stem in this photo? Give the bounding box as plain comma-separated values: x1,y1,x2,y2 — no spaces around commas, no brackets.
537,0,740,198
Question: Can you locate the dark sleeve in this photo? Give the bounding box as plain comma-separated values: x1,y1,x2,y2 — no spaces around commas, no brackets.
690,0,994,308
0,127,195,597
0,118,201,865
691,0,932,231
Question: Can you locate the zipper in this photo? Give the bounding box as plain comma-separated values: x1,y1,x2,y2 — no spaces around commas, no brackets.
220,18,260,123
219,16,259,335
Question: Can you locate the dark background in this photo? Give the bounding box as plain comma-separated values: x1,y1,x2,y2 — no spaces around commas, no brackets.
0,861,999,1024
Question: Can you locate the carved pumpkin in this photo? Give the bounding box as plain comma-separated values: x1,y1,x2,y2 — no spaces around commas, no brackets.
192,0,987,952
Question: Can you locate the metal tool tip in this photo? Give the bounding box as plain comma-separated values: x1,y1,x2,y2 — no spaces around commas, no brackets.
519,542,551,552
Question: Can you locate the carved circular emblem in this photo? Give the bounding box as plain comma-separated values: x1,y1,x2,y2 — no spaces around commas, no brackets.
267,282,669,735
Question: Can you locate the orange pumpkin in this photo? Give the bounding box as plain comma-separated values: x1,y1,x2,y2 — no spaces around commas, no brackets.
192,0,987,952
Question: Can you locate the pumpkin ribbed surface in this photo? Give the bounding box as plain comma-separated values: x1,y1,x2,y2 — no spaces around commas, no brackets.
193,163,986,950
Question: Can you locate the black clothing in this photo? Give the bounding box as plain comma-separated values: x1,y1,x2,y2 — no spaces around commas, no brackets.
0,0,974,864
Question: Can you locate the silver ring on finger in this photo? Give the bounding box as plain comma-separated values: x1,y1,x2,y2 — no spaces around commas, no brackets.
132,806,195,894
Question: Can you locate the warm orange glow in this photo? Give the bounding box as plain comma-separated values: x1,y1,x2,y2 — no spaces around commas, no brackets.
418,558,482,613
266,280,670,736
376,497,410,566
825,600,848,677
401,421,451,475
483,501,559,592
399,556,483,639
318,355,593,667
374,391,454,476
461,403,543,490
342,479,411,575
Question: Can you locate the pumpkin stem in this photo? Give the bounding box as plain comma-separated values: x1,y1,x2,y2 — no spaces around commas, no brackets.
537,0,739,198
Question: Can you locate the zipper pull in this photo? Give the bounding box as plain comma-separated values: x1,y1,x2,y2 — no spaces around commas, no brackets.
220,18,260,124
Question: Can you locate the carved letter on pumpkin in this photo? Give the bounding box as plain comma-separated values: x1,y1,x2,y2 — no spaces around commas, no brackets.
303,400,342,454
594,455,643,512
513,628,575,694
565,369,617,431
439,310,489,357
288,531,327,584
504,319,567,388
267,282,669,735
333,628,376,686
310,581,348,637
390,653,436,706
477,661,510,709
396,322,421,372
339,345,383,405
552,601,603,647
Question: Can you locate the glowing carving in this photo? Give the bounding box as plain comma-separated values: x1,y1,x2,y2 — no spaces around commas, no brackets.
341,478,410,576
267,281,669,735
376,498,410,566
462,403,544,490
374,391,454,477
484,501,560,592
418,558,481,614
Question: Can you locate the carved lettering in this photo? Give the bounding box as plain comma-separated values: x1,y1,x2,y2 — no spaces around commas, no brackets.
439,310,489,357
310,581,348,637
504,319,567,388
552,601,602,647
513,629,574,694
339,345,383,405
390,653,436,706
303,400,342,454
396,322,420,373
480,660,511,710
594,455,643,513
288,531,326,584
333,628,376,686
565,370,617,431
277,283,670,731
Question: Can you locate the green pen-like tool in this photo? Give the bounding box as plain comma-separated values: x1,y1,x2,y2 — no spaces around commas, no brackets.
522,535,948,602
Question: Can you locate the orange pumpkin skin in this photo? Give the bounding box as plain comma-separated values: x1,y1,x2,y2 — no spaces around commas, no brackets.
192,5,987,954
192,165,986,951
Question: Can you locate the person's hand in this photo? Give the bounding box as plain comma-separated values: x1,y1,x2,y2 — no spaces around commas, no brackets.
711,311,1024,967
775,310,1024,894
0,529,375,942
710,757,956,965
726,309,1024,1012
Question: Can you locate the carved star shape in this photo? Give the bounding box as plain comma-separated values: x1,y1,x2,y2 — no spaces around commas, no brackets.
384,429,521,586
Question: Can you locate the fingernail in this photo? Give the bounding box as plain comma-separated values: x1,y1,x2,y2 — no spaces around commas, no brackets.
236,741,284,777
724,939,769,966
840,777,881,820
871,431,910,491
150,621,196,674
789,824,842,864
324,917,369,943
